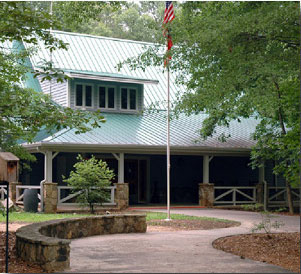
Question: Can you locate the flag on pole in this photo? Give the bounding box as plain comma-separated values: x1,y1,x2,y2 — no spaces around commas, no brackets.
163,1,175,221
163,1,175,67
163,1,175,25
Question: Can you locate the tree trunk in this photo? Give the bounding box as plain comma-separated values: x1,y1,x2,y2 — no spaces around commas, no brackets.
273,81,294,214
285,181,294,214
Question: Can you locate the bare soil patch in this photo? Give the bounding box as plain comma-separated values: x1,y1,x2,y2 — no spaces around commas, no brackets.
147,218,240,231
0,232,44,273
213,232,300,273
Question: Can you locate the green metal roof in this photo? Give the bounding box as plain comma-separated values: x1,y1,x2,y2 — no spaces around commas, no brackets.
27,30,180,109
63,69,159,84
24,112,258,154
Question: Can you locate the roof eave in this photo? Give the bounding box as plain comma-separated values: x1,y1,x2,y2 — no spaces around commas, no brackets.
66,73,159,85
23,142,252,156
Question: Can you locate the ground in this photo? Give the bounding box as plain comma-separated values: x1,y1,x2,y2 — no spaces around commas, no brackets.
213,232,300,274
0,217,300,273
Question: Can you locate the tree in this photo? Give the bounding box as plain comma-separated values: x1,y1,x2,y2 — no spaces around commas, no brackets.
0,2,119,164
63,155,115,214
122,2,300,213
71,2,171,43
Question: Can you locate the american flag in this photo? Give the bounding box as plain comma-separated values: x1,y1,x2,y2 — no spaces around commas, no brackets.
163,1,175,25
163,1,175,66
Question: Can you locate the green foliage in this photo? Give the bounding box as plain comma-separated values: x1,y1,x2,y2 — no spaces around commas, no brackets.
241,203,264,212
145,212,237,223
63,155,115,214
0,203,4,217
71,2,169,43
0,212,91,223
122,2,300,190
0,2,114,164
251,211,285,235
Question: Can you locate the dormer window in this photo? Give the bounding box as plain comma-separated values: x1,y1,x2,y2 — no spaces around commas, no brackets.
98,86,116,109
75,84,93,108
121,87,137,110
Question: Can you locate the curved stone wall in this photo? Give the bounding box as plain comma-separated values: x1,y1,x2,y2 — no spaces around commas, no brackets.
16,214,146,272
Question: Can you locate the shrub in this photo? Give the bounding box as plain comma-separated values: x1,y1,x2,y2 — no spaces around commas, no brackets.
251,211,285,237
63,155,115,214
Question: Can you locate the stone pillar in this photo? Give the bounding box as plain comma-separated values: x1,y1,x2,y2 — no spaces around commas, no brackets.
114,183,129,210
43,182,58,213
9,182,21,203
199,183,214,207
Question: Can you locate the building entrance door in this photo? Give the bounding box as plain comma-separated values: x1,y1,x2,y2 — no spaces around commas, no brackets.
125,159,148,205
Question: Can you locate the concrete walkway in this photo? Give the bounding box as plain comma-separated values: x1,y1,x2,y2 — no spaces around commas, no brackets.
65,209,299,273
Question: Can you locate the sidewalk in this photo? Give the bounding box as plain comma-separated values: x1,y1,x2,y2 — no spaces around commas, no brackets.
65,208,299,273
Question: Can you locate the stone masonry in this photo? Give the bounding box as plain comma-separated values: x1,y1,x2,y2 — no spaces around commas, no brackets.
16,214,146,272
199,183,214,207
43,182,58,213
114,183,129,210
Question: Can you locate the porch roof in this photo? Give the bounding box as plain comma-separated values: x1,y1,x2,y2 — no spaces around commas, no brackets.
23,112,258,156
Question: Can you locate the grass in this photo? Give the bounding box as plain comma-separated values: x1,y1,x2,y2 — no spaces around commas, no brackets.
145,212,234,223
0,211,234,224
0,212,91,223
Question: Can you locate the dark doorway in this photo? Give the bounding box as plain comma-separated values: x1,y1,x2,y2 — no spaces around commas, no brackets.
125,159,148,205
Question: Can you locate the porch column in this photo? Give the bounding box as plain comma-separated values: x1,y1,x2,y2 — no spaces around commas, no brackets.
203,155,213,183
113,153,124,183
259,165,265,184
257,164,267,210
118,153,124,184
42,151,59,213
44,151,53,183
203,155,209,183
199,155,214,206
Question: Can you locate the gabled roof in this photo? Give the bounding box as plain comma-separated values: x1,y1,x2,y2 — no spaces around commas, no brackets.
24,112,258,155
27,30,179,109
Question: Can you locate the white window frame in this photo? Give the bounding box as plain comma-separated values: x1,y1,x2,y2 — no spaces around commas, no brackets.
97,85,117,110
75,83,94,109
120,87,138,111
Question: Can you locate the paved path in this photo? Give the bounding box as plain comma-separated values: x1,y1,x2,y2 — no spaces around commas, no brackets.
65,209,299,273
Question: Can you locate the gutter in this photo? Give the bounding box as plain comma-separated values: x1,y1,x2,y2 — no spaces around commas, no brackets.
65,72,159,85
23,142,252,156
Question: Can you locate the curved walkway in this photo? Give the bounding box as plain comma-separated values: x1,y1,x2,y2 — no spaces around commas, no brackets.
65,209,299,273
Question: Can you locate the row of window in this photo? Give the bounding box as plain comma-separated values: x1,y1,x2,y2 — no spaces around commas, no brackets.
75,84,138,110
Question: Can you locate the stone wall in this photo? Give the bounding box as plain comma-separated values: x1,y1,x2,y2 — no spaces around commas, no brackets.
43,182,58,213
199,183,214,206
114,183,129,210
16,214,146,272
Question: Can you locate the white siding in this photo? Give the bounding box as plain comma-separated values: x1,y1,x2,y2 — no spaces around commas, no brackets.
38,76,68,107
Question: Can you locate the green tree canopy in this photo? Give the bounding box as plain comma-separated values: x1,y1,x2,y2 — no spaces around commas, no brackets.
121,2,300,211
63,155,115,214
0,2,119,163
70,2,172,43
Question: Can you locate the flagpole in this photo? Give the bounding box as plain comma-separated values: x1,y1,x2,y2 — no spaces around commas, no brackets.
166,64,171,221
163,0,174,221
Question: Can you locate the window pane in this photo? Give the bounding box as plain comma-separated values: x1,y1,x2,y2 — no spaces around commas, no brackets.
121,88,128,109
130,89,136,110
76,85,83,106
99,86,106,108
108,87,115,108
85,86,92,107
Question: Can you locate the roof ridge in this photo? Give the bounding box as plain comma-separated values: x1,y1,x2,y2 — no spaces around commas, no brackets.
51,30,158,46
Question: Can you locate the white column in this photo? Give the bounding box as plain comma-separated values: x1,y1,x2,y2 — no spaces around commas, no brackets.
118,153,124,183
44,151,53,183
113,153,125,184
203,155,209,183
